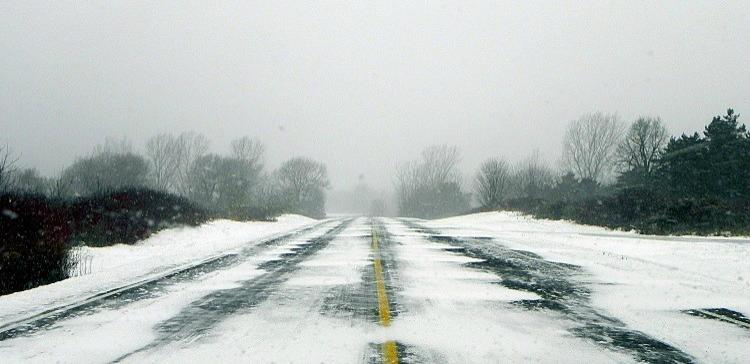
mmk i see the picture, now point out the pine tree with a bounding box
[657,109,749,200]
[704,109,749,199]
[658,132,707,197]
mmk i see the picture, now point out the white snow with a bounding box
[122,218,628,364]
[379,219,631,363]
[119,218,376,364]
[0,215,318,327]
[2,212,748,363]
[0,260,270,363]
[425,211,750,363]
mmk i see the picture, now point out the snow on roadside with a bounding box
[425,211,750,363]
[73,214,315,275]
[382,219,632,363]
[0,214,318,326]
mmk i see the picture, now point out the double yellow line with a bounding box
[371,228,399,364]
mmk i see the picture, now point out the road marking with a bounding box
[372,227,399,364]
[382,341,398,364]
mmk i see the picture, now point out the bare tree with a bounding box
[512,151,555,199]
[48,171,74,199]
[474,158,512,208]
[0,144,18,193]
[276,157,329,217]
[394,145,469,218]
[563,112,625,182]
[230,136,265,192]
[421,145,461,187]
[186,154,222,207]
[145,133,183,191]
[616,116,669,176]
[394,160,422,214]
[93,136,133,155]
[11,168,47,195]
[231,137,265,167]
[174,132,209,196]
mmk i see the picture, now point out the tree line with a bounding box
[1,133,330,294]
[394,146,557,219]
[1,133,330,219]
[396,109,749,234]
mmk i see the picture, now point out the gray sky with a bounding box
[2,1,749,191]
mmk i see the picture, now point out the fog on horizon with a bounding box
[2,1,749,212]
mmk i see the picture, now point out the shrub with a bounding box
[506,190,750,235]
[70,188,208,246]
[0,194,71,295]
[1,188,211,296]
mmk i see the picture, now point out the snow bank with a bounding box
[73,214,315,275]
[0,215,317,326]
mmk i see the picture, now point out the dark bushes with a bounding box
[1,194,71,295]
[70,188,208,246]
[506,189,750,235]
[1,188,209,295]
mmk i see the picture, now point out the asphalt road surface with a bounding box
[1,217,747,363]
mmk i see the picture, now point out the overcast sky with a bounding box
[2,1,749,191]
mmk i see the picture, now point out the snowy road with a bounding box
[1,214,748,363]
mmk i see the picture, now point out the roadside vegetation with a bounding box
[395,145,470,219]
[476,109,750,235]
[395,109,749,236]
[0,134,329,295]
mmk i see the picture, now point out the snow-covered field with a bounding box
[425,211,750,363]
[0,215,318,326]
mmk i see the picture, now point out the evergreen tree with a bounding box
[658,132,707,197]
[657,109,749,199]
[703,109,749,199]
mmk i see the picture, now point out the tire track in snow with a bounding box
[684,308,750,330]
[110,219,353,362]
[0,220,330,342]
[401,219,696,364]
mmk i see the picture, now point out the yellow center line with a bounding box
[382,341,398,364]
[372,227,399,364]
